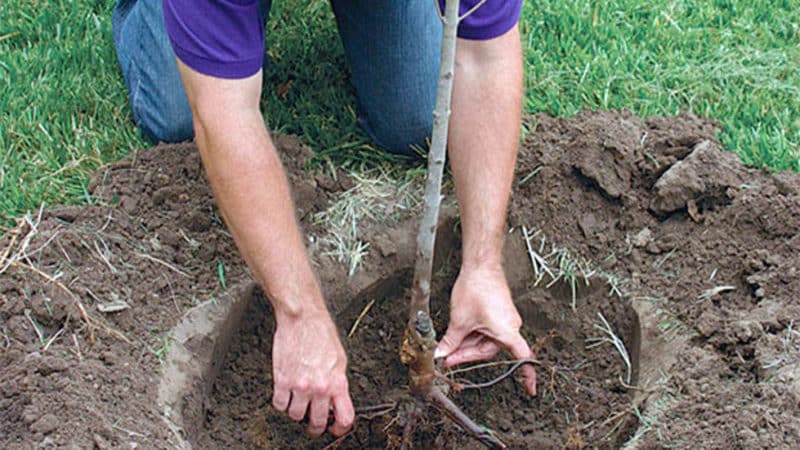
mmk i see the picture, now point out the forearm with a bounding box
[178,62,326,320]
[449,25,523,270]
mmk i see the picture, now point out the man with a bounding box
[113,0,536,438]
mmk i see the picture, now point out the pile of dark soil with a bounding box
[0,135,346,448]
[1,111,797,449]
[509,111,800,448]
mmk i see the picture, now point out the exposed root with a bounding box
[399,403,423,450]
[456,358,540,391]
[321,430,354,450]
[428,387,508,449]
[355,402,397,420]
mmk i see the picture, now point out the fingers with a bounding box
[503,332,537,396]
[274,377,354,438]
[328,387,355,437]
[306,395,330,437]
[287,389,311,422]
[272,382,290,412]
[445,338,502,367]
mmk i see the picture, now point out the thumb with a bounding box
[435,325,469,359]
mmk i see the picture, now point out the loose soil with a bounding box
[1,111,798,449]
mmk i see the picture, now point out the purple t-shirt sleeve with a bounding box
[163,0,520,79]
[439,0,523,40]
[163,0,264,79]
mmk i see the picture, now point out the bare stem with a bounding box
[400,2,509,449]
[408,0,460,324]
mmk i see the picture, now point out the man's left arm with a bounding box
[435,24,537,395]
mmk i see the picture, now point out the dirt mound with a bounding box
[510,110,800,448]
[1,111,798,448]
[0,135,345,448]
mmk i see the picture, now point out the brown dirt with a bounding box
[1,111,798,449]
[0,135,346,448]
[195,238,640,449]
[509,111,800,448]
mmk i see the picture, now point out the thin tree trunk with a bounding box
[399,2,510,448]
[408,0,460,326]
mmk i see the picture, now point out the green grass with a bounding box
[520,0,800,171]
[1,0,799,221]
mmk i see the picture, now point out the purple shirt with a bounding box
[164,0,522,79]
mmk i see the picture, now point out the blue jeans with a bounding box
[112,0,442,155]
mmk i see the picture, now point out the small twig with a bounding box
[12,262,132,345]
[163,273,180,313]
[697,285,735,301]
[43,327,65,352]
[0,213,40,275]
[56,240,73,264]
[0,221,23,269]
[99,209,114,233]
[653,248,677,269]
[13,261,97,345]
[22,228,64,262]
[24,309,45,344]
[433,0,444,19]
[518,165,543,186]
[382,413,401,434]
[93,238,118,273]
[458,0,489,21]
[0,31,21,42]
[135,252,190,278]
[761,320,798,370]
[71,333,83,361]
[348,299,376,338]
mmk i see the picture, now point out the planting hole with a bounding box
[186,231,641,449]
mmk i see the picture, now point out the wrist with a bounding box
[460,248,504,273]
[272,296,330,325]
[460,226,505,272]
[259,270,329,324]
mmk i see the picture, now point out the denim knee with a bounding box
[113,0,194,144]
[361,110,433,157]
[133,96,194,144]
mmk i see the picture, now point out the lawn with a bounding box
[1,0,799,221]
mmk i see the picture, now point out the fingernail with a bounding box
[434,348,445,359]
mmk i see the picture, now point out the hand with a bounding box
[435,266,537,395]
[271,309,354,437]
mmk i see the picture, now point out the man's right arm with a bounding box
[175,60,354,437]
